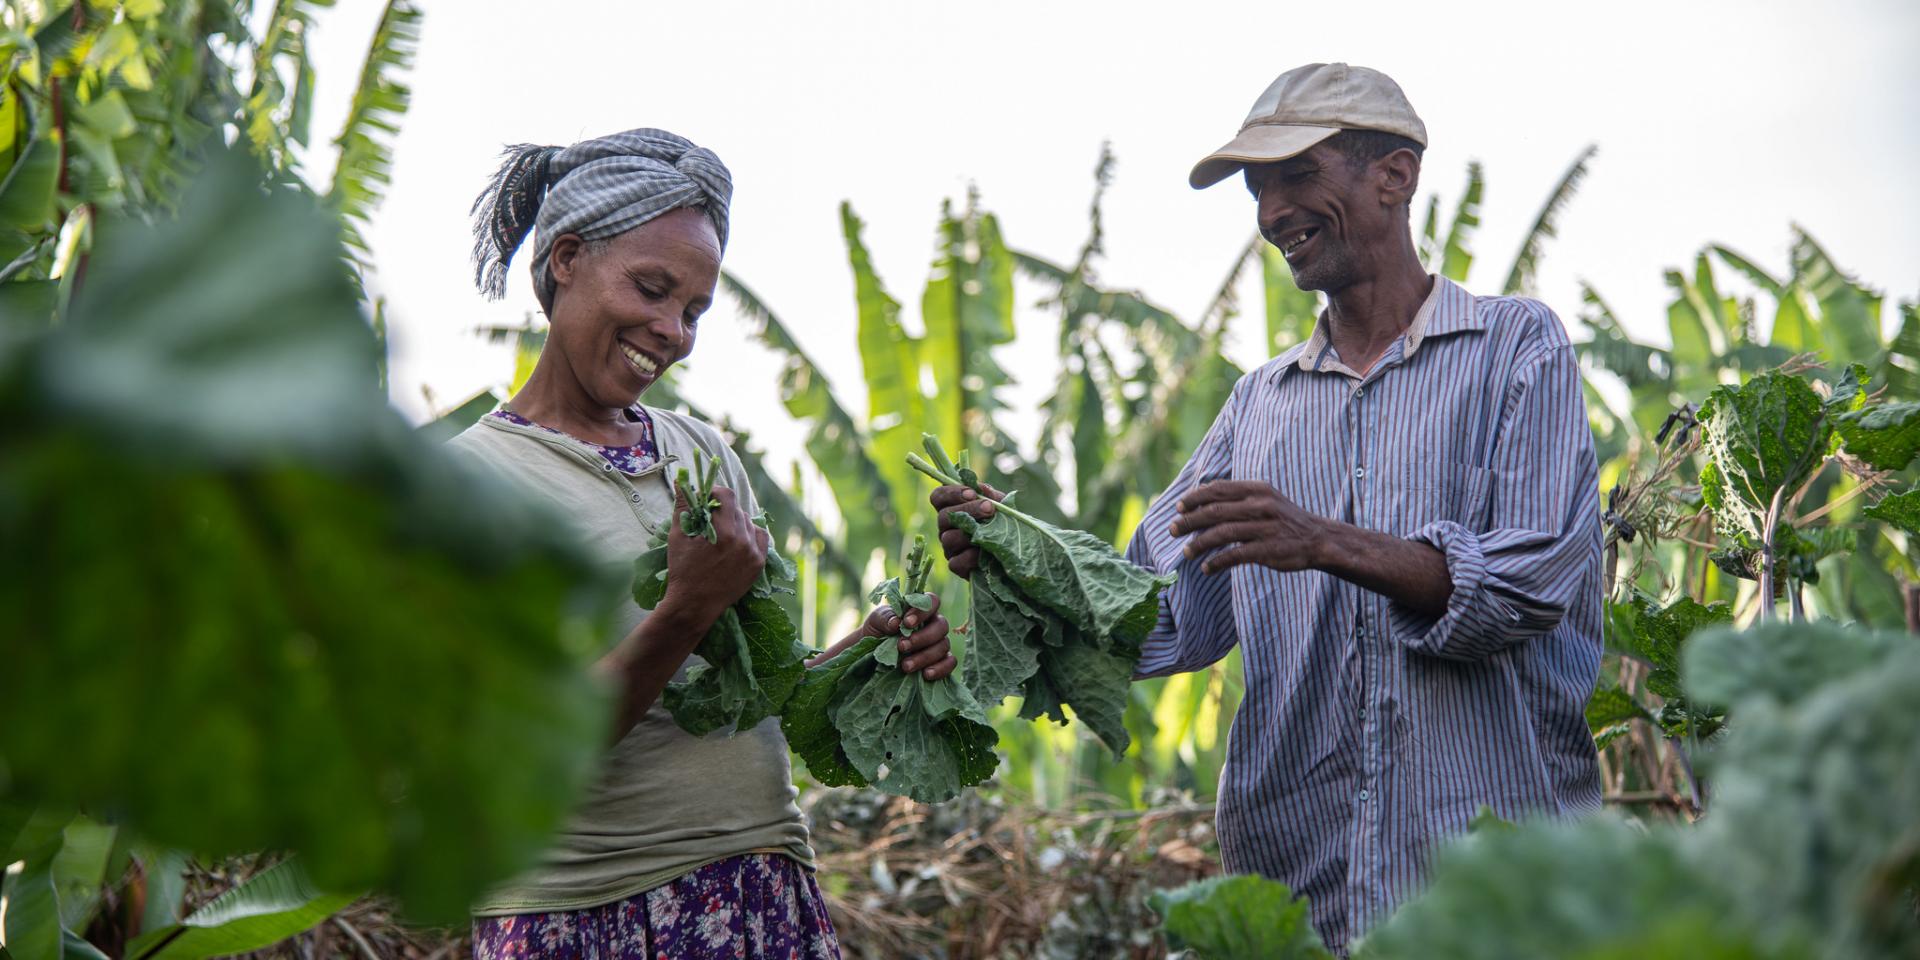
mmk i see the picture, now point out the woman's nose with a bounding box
[650,313,688,356]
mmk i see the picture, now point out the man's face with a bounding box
[1246,142,1395,294]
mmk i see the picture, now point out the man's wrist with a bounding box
[1305,515,1347,573]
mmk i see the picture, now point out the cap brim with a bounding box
[1188,124,1341,189]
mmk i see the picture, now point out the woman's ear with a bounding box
[548,233,587,294]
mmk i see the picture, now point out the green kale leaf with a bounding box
[909,435,1174,756]
[1149,874,1333,960]
[631,457,809,737]
[782,537,999,804]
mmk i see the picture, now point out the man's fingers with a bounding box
[939,528,975,558]
[1178,480,1273,510]
[929,484,977,511]
[1198,542,1262,575]
[936,501,996,532]
[1182,521,1268,559]
[945,546,981,581]
[1172,498,1273,534]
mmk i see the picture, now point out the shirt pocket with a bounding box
[1386,460,1495,536]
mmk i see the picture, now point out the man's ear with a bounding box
[548,234,587,294]
[1377,148,1421,209]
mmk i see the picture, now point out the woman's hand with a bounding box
[929,482,1005,580]
[808,593,957,680]
[658,486,769,627]
[600,485,768,739]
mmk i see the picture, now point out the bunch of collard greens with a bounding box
[908,435,1176,756]
[781,537,999,804]
[631,454,810,736]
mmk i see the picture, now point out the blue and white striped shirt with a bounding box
[1127,275,1604,950]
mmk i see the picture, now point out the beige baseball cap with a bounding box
[1189,63,1427,189]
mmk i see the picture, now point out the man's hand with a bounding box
[658,486,770,624]
[930,482,1005,580]
[1171,480,1332,575]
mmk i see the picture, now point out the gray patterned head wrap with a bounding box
[470,127,731,309]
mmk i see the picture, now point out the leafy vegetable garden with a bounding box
[1,2,1916,959]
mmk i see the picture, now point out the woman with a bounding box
[450,128,954,959]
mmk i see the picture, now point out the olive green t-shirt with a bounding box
[448,405,813,916]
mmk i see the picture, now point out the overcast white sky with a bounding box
[304,0,1919,472]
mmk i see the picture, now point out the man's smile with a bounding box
[1279,226,1320,260]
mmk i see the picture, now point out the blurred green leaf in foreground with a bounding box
[0,148,622,922]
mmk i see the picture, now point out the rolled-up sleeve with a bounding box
[1128,380,1244,678]
[1389,345,1599,661]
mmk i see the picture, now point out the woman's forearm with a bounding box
[806,623,873,668]
[596,600,719,740]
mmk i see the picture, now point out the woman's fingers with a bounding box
[898,614,949,654]
[864,605,901,636]
[914,653,958,681]
[900,591,941,632]
[900,634,952,675]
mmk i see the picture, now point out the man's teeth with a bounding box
[1282,230,1312,254]
[620,343,658,374]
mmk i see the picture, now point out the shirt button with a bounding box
[1358,789,1370,801]
[1354,386,1365,399]
[629,492,642,503]
[1354,466,1366,479]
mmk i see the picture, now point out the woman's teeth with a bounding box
[620,343,658,375]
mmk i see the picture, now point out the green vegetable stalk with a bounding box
[632,453,809,736]
[780,535,999,804]
[909,434,1175,756]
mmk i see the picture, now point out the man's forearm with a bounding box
[1311,520,1452,617]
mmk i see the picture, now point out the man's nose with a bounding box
[1257,185,1293,233]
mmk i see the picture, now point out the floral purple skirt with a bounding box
[471,854,840,960]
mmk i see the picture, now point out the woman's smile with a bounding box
[617,337,663,380]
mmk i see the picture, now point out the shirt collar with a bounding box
[1278,275,1484,381]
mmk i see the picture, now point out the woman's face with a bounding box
[545,206,721,409]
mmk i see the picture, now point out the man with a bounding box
[933,63,1603,949]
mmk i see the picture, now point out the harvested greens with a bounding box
[908,435,1175,756]
[632,454,809,736]
[781,537,999,803]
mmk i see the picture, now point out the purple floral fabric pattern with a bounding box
[490,406,660,475]
[471,854,840,960]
